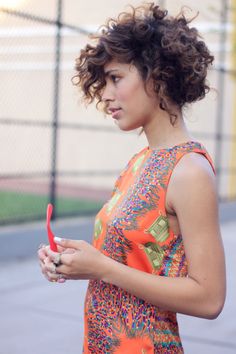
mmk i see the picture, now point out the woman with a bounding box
[38,3,226,353]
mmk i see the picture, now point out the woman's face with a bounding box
[102,60,158,131]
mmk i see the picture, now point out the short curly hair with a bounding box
[73,2,214,123]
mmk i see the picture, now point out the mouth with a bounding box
[108,107,122,119]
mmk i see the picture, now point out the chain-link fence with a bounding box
[0,0,236,225]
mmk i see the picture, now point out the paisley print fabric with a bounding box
[83,141,214,354]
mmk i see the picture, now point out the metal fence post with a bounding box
[49,0,63,219]
[214,0,228,197]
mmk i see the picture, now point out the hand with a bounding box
[42,238,108,281]
[38,243,69,283]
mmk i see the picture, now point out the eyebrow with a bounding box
[104,69,119,77]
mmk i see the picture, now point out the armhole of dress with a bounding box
[195,149,216,175]
[162,148,215,237]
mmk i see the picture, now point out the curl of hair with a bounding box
[72,2,214,123]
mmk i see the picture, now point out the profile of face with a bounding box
[102,60,159,131]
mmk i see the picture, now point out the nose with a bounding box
[101,82,114,103]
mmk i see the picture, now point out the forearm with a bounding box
[101,255,219,319]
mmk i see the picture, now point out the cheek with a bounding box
[117,80,141,102]
[117,89,133,103]
[117,81,155,120]
[129,93,152,117]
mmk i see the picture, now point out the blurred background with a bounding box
[0,1,236,354]
[0,0,236,224]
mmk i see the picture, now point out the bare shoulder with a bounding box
[166,152,217,214]
[173,152,215,181]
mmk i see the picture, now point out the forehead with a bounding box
[104,60,133,73]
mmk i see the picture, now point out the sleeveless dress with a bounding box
[83,141,214,354]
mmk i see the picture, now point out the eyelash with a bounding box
[110,75,120,83]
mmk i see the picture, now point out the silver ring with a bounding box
[51,264,57,274]
[58,274,65,280]
[53,253,62,267]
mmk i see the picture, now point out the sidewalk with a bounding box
[0,217,235,354]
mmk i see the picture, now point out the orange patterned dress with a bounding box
[83,141,214,354]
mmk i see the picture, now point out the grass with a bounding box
[0,190,104,224]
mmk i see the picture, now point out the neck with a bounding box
[143,108,192,150]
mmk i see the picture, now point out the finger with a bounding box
[45,245,76,265]
[58,277,66,283]
[44,246,60,262]
[38,253,47,265]
[57,245,67,253]
[44,262,57,274]
[39,260,49,278]
[39,259,46,272]
[38,256,48,272]
[38,246,52,266]
[38,255,64,282]
[62,248,76,255]
[43,256,66,278]
[46,271,58,282]
[46,271,67,283]
[44,256,60,273]
[54,237,84,250]
[53,263,68,276]
[37,246,47,261]
[38,243,46,251]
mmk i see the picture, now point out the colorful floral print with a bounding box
[83,141,214,353]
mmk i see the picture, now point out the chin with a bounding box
[116,122,141,132]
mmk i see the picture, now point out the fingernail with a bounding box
[58,278,66,283]
[54,237,62,243]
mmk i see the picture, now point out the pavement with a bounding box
[0,204,235,354]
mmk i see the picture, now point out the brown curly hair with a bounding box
[73,2,214,124]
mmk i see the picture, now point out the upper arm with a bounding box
[167,153,226,305]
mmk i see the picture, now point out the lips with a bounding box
[108,107,122,119]
[108,107,121,113]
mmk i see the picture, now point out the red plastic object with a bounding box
[46,203,58,252]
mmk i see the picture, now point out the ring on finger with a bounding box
[51,263,57,274]
[54,253,62,267]
[58,274,65,280]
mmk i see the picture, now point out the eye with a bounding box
[110,75,120,83]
